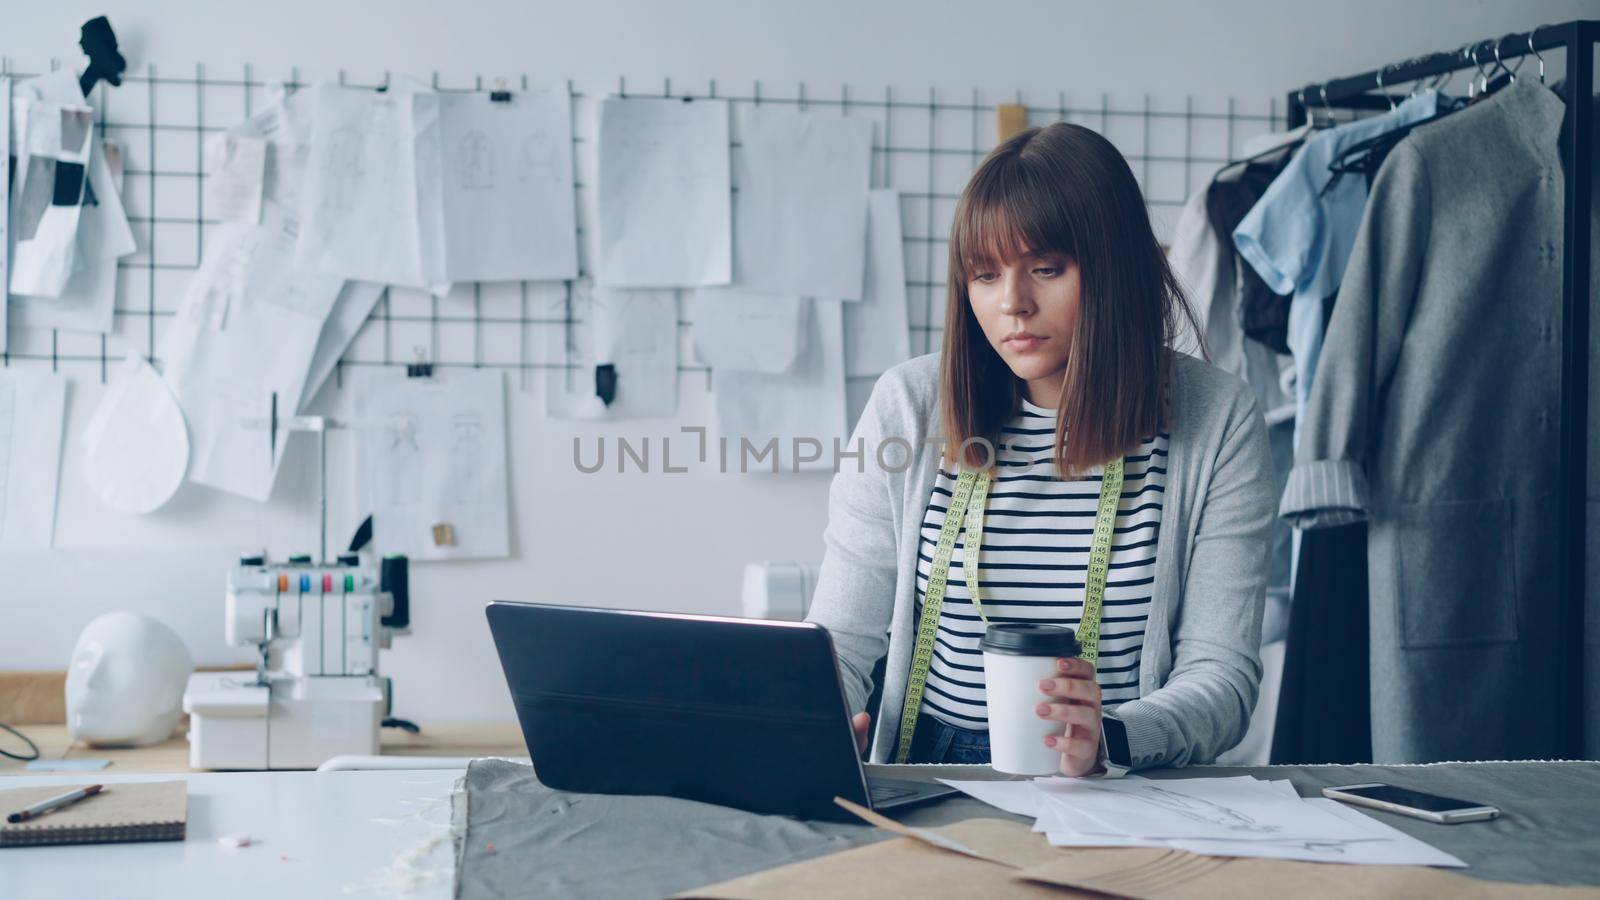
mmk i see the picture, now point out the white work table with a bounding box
[0,769,461,899]
[10,761,1600,897]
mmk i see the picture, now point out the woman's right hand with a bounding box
[851,712,872,754]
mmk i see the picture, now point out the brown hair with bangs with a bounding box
[940,122,1198,477]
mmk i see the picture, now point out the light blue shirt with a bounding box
[1232,90,1439,452]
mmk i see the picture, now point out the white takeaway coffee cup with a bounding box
[981,623,1083,775]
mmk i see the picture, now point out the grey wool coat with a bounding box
[1280,78,1596,761]
[806,350,1275,769]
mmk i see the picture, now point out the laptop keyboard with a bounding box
[868,785,917,803]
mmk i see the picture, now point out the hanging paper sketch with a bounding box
[203,132,267,224]
[437,89,578,282]
[596,97,732,288]
[301,281,387,407]
[732,105,873,301]
[713,298,847,474]
[356,368,510,561]
[162,199,343,502]
[545,280,678,420]
[225,86,315,209]
[0,368,66,548]
[843,189,913,376]
[5,69,136,332]
[296,81,448,292]
[10,138,130,337]
[688,288,806,374]
[7,95,95,298]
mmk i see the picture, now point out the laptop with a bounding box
[484,601,956,821]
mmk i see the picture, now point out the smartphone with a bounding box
[1322,782,1500,824]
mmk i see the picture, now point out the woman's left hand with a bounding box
[1036,656,1103,776]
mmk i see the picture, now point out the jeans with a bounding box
[906,712,991,765]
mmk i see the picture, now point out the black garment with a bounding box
[1206,153,1294,355]
[1270,523,1373,765]
[1236,257,1291,355]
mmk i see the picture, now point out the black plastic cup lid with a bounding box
[979,623,1081,657]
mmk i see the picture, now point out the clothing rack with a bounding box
[1284,21,1598,757]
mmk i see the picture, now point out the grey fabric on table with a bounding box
[889,760,1600,887]
[1164,762,1600,886]
[452,758,884,900]
[455,759,1600,897]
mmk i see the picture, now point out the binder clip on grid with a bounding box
[407,346,434,378]
[78,16,126,98]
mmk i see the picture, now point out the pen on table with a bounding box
[6,785,105,823]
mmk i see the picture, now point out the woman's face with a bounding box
[967,249,1081,406]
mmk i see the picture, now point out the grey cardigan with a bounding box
[806,350,1275,769]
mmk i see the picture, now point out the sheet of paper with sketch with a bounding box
[595,96,732,288]
[160,199,343,502]
[9,69,138,335]
[731,105,873,301]
[8,95,94,298]
[356,368,510,560]
[689,288,806,375]
[220,86,388,412]
[438,88,578,282]
[712,298,848,474]
[296,81,448,293]
[300,281,387,408]
[546,282,678,420]
[844,190,913,376]
[9,139,128,337]
[0,369,67,548]
[204,132,267,224]
[224,86,315,209]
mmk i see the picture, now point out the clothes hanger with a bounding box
[1467,42,1515,102]
[1422,47,1460,96]
[1207,84,1327,183]
[1209,94,1317,185]
[1499,34,1528,83]
[1318,83,1338,127]
[1463,45,1481,100]
[1476,34,1520,96]
[1209,137,1302,185]
[1528,27,1548,85]
[1292,85,1344,131]
[1323,52,1479,194]
[1376,64,1397,112]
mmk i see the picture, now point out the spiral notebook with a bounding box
[0,781,187,847]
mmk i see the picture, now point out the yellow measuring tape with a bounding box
[893,455,1125,764]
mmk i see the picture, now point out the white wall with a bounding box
[4,0,1589,103]
[1,0,1589,722]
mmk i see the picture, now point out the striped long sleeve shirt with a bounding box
[914,397,1169,729]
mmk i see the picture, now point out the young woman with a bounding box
[807,122,1274,774]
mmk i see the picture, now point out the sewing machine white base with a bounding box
[182,672,383,770]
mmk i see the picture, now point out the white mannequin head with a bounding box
[65,612,194,746]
